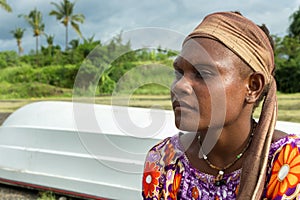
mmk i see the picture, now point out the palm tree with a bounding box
[49,0,85,50]
[19,8,45,56]
[45,34,55,48]
[11,27,26,55]
[0,0,12,12]
[44,33,55,56]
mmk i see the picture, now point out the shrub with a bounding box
[276,66,300,93]
[0,51,21,68]
[0,81,71,98]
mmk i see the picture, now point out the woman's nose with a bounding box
[171,76,193,96]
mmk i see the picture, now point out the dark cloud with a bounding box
[0,0,299,53]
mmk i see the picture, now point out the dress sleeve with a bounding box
[142,138,169,200]
[265,136,300,199]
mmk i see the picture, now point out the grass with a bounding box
[253,92,300,123]
[0,92,299,122]
[37,191,79,200]
[37,191,56,200]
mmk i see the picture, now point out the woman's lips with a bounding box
[172,100,197,111]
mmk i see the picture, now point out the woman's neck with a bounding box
[198,118,253,166]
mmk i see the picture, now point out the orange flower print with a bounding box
[266,144,300,199]
[169,173,182,200]
[143,161,161,198]
[235,184,239,196]
[191,186,199,199]
[163,142,176,165]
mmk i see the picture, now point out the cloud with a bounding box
[0,0,299,53]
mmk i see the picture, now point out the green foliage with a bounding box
[274,35,300,93]
[10,27,26,55]
[0,65,33,83]
[0,81,71,98]
[75,60,99,90]
[0,0,12,12]
[19,7,45,66]
[276,66,300,93]
[37,191,56,200]
[0,51,21,68]
[0,64,78,88]
[2,0,300,99]
[98,76,116,94]
[273,7,300,93]
[49,0,85,49]
[133,84,170,95]
[289,6,300,38]
[35,64,79,88]
[19,8,45,38]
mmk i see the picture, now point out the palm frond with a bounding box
[49,10,64,20]
[50,2,65,14]
[0,0,12,12]
[20,8,44,37]
[71,14,85,23]
[50,0,85,49]
[71,21,82,37]
[11,27,26,39]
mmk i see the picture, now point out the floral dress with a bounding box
[142,134,300,200]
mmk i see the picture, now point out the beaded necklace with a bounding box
[198,122,256,186]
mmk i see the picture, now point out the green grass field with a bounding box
[0,92,299,123]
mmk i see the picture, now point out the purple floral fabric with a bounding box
[142,133,300,200]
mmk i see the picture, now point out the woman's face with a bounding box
[171,37,250,132]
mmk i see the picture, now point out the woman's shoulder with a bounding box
[144,133,184,166]
[148,134,182,152]
[271,129,300,143]
[270,130,300,157]
[271,129,300,146]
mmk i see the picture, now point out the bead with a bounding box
[214,179,226,186]
[198,121,255,183]
[215,181,221,186]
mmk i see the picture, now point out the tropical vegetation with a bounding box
[10,27,25,55]
[0,1,299,100]
[49,0,85,50]
[19,8,45,67]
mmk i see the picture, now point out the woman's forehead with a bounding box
[177,38,232,68]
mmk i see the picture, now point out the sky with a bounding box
[0,0,300,53]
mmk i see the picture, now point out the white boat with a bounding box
[0,101,299,199]
[0,101,178,199]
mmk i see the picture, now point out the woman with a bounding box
[142,11,300,199]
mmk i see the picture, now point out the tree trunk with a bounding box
[36,36,39,67]
[17,40,21,56]
[66,24,68,50]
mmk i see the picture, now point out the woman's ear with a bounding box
[245,72,265,104]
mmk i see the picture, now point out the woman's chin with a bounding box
[174,120,199,133]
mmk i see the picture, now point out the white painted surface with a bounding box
[0,101,299,199]
[0,101,179,199]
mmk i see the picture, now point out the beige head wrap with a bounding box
[184,12,277,199]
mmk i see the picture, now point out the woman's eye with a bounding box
[174,70,183,79]
[196,70,213,79]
